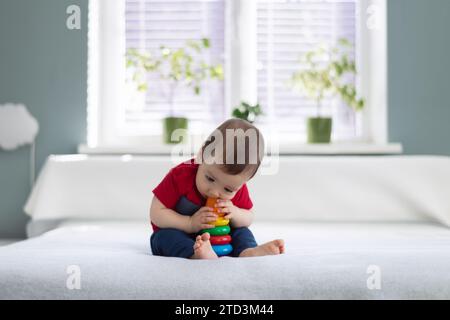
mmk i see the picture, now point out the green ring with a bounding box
[201,225,230,236]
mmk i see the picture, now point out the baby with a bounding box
[150,118,285,259]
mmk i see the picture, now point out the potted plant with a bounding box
[126,38,223,144]
[291,38,365,143]
[231,101,263,123]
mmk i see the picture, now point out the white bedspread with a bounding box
[1,221,450,299]
[24,155,450,226]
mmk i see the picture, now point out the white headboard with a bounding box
[25,155,450,226]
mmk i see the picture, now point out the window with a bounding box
[87,0,388,150]
[122,0,225,137]
[257,0,359,142]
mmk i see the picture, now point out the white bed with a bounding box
[1,220,450,299]
[1,155,450,299]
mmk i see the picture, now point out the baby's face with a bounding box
[196,163,248,200]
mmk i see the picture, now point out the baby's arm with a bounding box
[150,196,217,233]
[229,208,254,228]
[215,199,254,228]
[150,196,192,233]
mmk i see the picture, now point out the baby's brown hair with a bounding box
[199,118,265,179]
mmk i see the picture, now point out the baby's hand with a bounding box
[216,199,239,220]
[189,207,218,233]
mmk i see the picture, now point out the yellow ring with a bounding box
[213,217,230,227]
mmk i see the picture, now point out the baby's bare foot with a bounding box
[239,239,285,258]
[191,232,219,260]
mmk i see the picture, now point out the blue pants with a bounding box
[151,195,258,258]
[150,227,258,258]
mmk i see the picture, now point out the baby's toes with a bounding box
[267,239,284,254]
[274,239,284,250]
[193,236,202,249]
[194,240,203,250]
[201,232,210,241]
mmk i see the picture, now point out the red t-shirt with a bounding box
[151,158,253,232]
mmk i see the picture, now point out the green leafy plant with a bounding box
[126,38,224,115]
[291,38,365,116]
[232,101,263,123]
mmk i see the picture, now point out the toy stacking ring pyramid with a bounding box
[200,197,233,256]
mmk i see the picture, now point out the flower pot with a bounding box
[163,117,188,144]
[307,117,332,143]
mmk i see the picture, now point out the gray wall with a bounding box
[0,0,450,238]
[0,0,87,238]
[388,0,450,155]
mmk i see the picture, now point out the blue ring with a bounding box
[212,244,233,256]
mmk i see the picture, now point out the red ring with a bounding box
[210,235,231,245]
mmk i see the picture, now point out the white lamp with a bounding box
[0,103,39,187]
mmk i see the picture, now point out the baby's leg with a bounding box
[150,228,195,258]
[231,227,285,258]
[229,227,258,257]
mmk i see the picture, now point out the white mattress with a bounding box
[1,220,450,299]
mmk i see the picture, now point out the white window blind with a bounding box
[257,0,359,141]
[122,0,225,136]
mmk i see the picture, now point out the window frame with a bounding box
[86,0,389,150]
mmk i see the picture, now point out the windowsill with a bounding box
[78,143,403,156]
